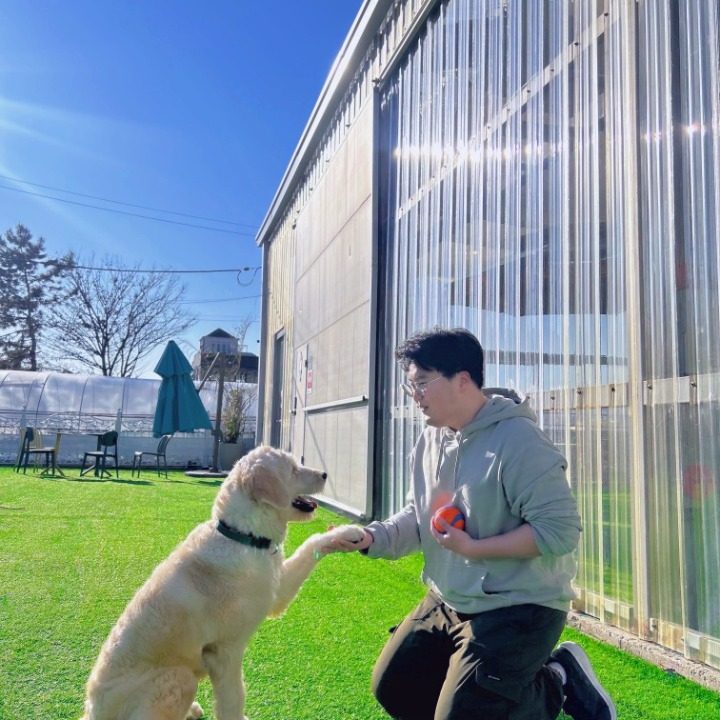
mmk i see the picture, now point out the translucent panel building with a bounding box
[256,0,720,680]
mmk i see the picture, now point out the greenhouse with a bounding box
[0,369,257,469]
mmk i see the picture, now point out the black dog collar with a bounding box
[217,519,276,552]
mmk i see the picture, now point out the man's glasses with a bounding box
[400,375,443,398]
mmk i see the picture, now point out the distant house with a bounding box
[192,329,259,383]
[236,353,259,383]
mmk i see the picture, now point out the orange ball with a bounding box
[431,504,465,533]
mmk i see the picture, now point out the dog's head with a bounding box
[215,446,327,528]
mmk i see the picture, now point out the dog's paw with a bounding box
[186,701,204,719]
[312,524,367,557]
[327,524,366,544]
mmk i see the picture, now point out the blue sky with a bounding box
[0,1,360,376]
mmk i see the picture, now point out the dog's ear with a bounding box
[241,459,291,509]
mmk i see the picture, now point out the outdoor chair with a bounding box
[15,427,62,475]
[80,430,119,477]
[131,434,172,478]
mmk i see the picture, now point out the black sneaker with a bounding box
[551,641,616,720]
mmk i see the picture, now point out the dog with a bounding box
[82,445,364,720]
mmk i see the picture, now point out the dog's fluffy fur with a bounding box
[82,445,364,720]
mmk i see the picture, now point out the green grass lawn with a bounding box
[1,465,719,719]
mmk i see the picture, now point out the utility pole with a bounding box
[211,352,225,472]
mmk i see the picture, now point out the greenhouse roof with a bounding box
[0,369,256,436]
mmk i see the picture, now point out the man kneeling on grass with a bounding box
[328,328,616,720]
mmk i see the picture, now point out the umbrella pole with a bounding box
[211,353,225,472]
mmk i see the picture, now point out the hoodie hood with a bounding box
[441,387,536,441]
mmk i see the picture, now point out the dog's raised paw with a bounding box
[331,524,365,543]
[186,701,204,719]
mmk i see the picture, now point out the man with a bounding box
[330,327,616,720]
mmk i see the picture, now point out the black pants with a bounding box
[372,592,566,720]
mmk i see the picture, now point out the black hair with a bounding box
[394,327,484,389]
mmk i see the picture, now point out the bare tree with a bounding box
[233,315,254,353]
[46,258,196,377]
[221,383,257,443]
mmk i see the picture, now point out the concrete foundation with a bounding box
[568,612,720,694]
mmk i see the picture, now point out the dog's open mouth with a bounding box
[292,495,318,513]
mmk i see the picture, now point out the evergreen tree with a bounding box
[0,224,73,370]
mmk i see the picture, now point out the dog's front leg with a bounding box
[204,646,247,720]
[269,535,322,617]
[269,525,365,617]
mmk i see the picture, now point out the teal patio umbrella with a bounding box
[153,341,213,437]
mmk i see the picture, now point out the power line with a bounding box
[0,173,257,229]
[0,183,256,236]
[196,316,260,322]
[181,294,262,305]
[69,263,261,275]
[81,265,261,288]
[34,259,261,276]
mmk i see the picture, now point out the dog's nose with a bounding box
[321,472,327,479]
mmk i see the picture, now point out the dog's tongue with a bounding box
[292,496,318,512]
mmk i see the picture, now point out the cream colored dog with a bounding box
[82,445,364,720]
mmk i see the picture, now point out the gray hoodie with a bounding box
[365,389,581,613]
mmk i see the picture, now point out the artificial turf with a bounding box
[1,465,719,719]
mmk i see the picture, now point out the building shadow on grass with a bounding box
[60,474,154,486]
[164,477,223,487]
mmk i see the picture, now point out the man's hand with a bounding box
[431,518,542,560]
[315,525,373,554]
[430,516,475,556]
